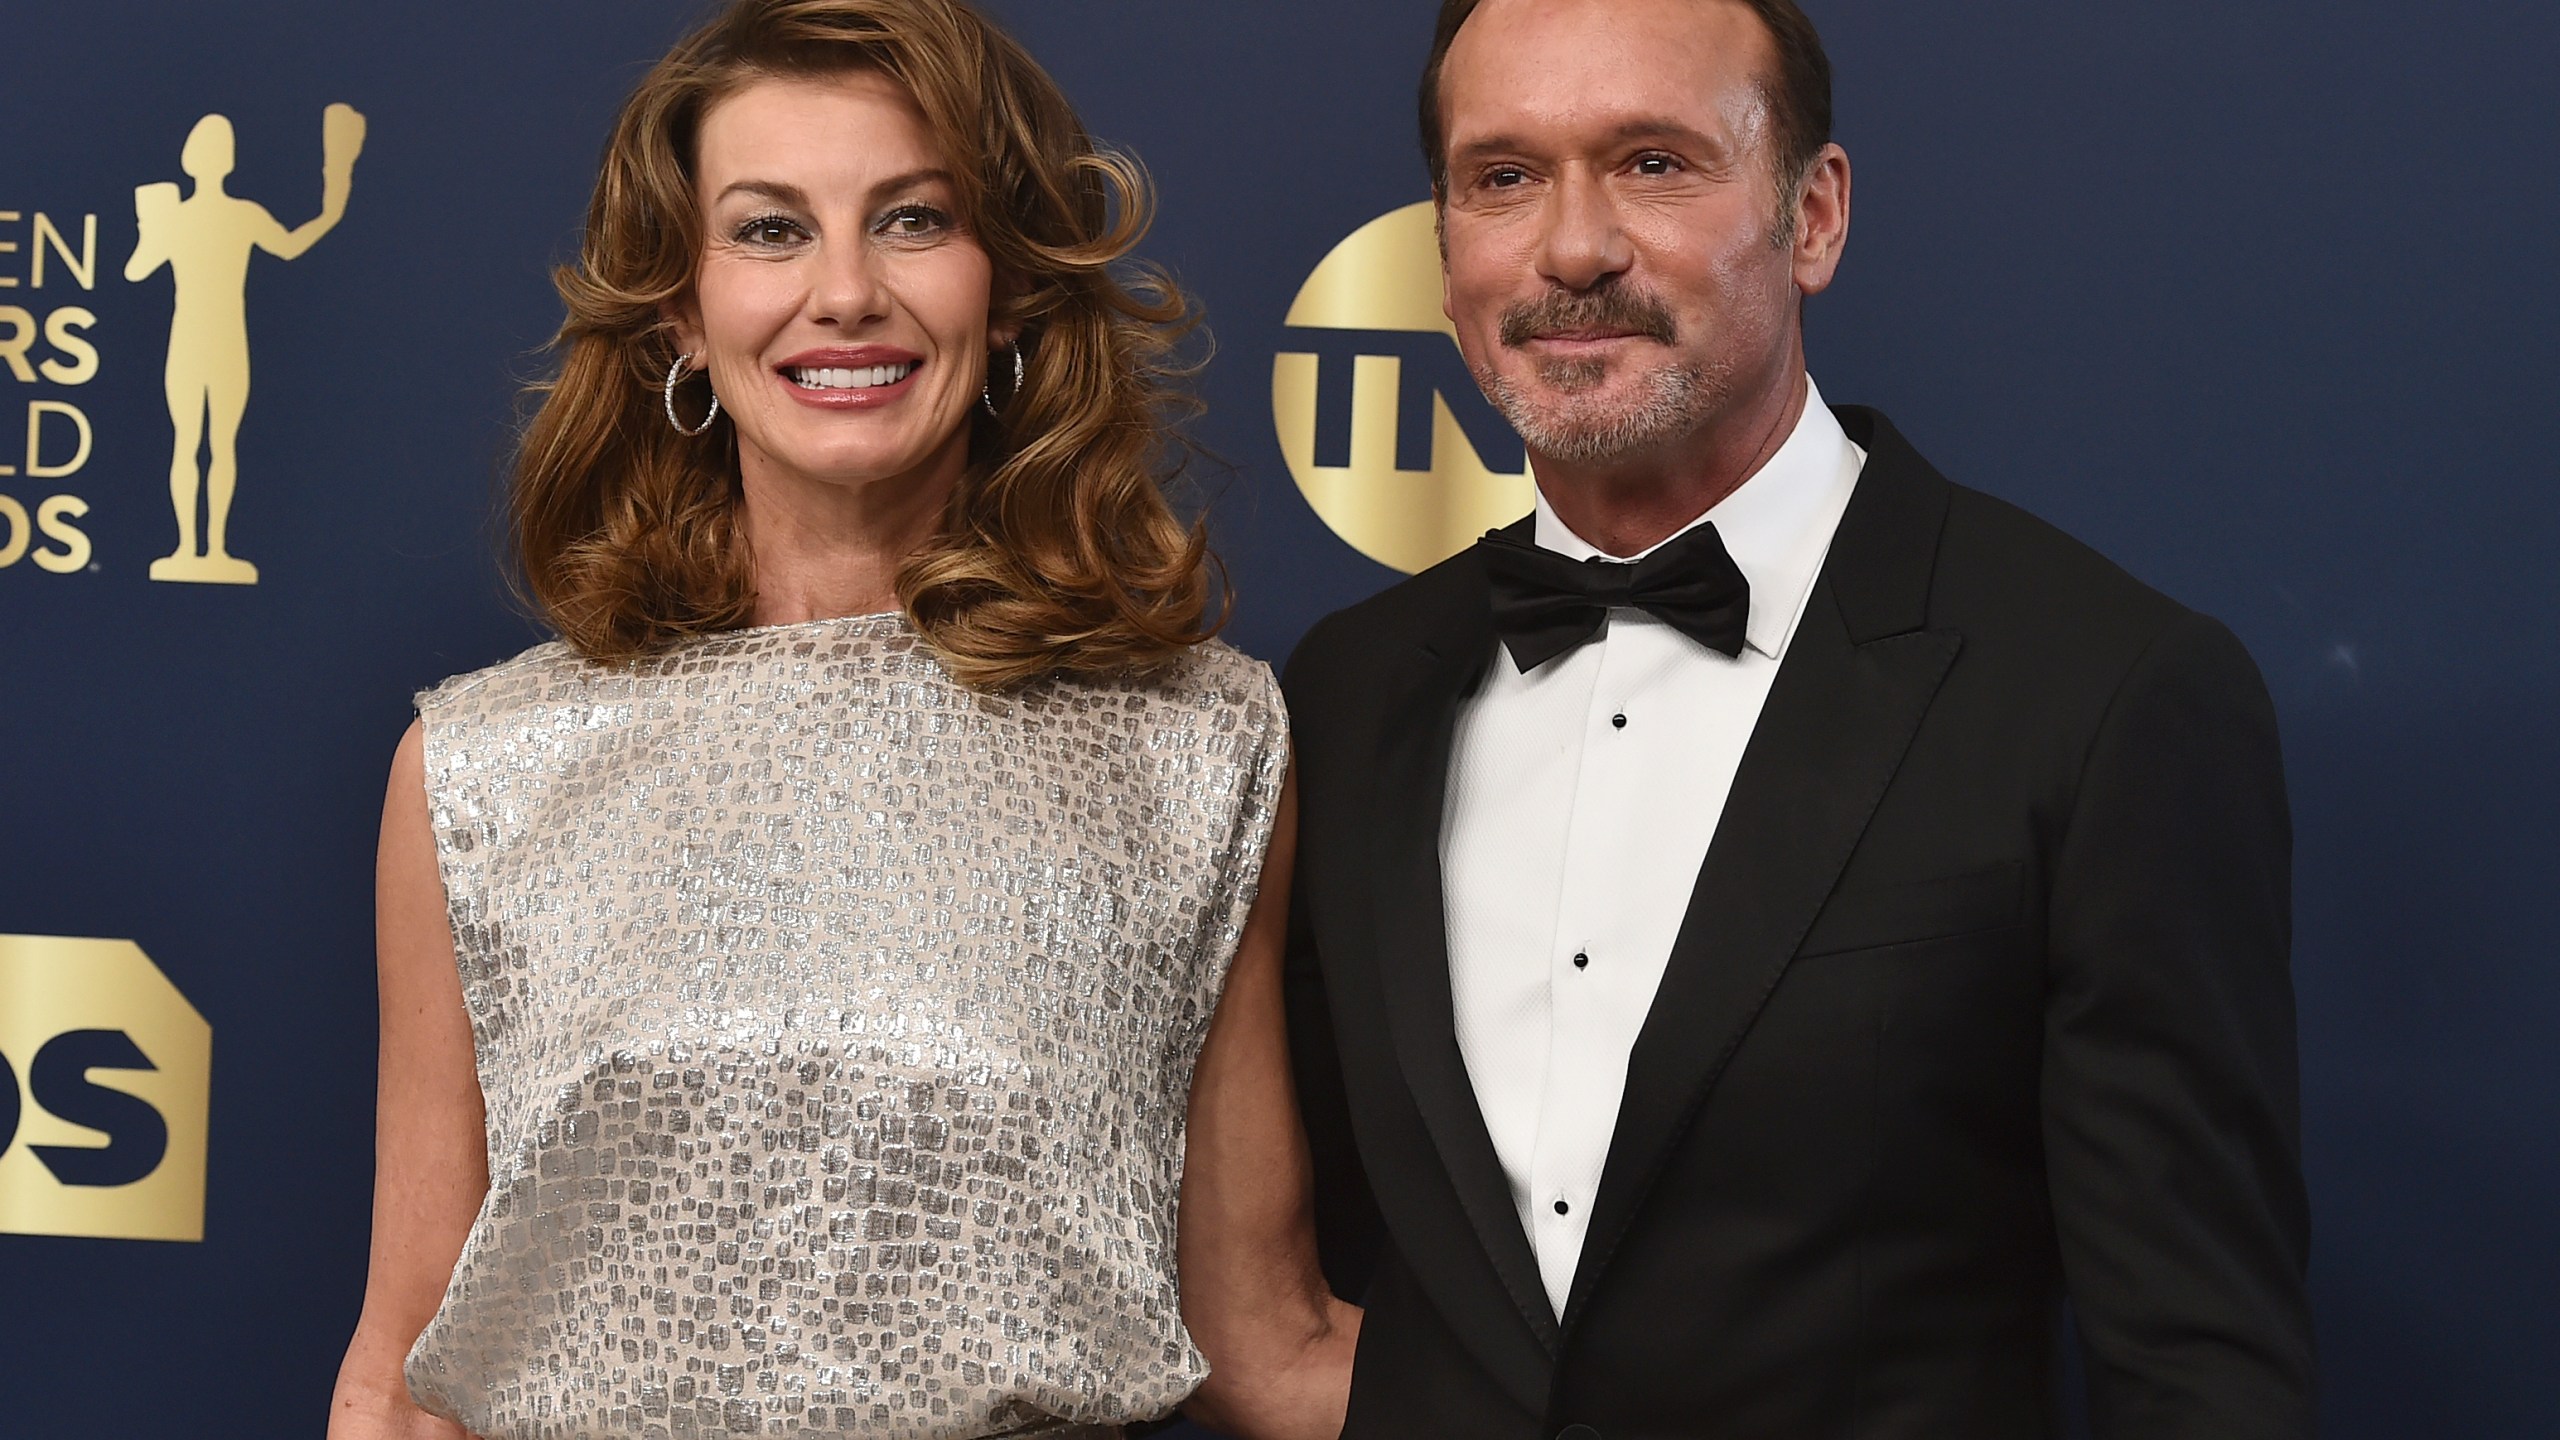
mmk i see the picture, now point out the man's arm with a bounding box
[1285,860,1385,1302]
[1279,622,1387,1305]
[2043,610,2316,1438]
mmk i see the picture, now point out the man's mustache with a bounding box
[1498,285,1678,348]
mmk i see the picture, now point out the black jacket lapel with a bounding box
[1560,408,1964,1326]
[1366,533,1568,1368]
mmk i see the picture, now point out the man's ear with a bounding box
[1792,143,1853,297]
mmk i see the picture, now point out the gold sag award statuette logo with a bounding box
[127,104,366,585]
[0,936,212,1242]
[1273,201,1533,574]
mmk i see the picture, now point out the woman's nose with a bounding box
[806,237,888,326]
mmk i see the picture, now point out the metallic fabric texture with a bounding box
[402,615,1286,1440]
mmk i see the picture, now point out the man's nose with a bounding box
[1535,171,1635,292]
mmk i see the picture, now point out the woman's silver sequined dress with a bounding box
[401,616,1287,1440]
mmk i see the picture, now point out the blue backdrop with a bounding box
[1,1,2552,1434]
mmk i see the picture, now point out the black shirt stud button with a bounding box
[1553,1199,1571,1216]
[1611,713,1628,729]
[1572,952,1589,970]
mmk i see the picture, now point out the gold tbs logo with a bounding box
[0,936,211,1242]
[1272,202,1532,574]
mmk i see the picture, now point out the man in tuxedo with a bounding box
[1279,1,2317,1436]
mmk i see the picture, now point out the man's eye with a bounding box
[1634,154,1681,176]
[1483,167,1529,189]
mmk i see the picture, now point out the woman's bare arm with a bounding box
[1179,766,1361,1440]
[327,722,487,1440]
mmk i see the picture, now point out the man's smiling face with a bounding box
[1436,0,1819,467]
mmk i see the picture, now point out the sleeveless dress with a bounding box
[401,615,1287,1440]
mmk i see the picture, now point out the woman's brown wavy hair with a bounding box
[515,0,1219,688]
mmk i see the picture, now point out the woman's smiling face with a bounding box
[676,68,1010,502]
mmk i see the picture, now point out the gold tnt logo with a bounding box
[1272,201,1532,575]
[0,936,211,1242]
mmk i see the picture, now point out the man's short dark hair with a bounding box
[1419,0,1833,203]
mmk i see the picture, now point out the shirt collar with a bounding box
[1531,374,1866,661]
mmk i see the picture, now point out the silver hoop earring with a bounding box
[665,352,720,436]
[982,343,1025,418]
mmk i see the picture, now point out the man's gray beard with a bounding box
[1479,356,1732,466]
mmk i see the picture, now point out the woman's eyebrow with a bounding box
[866,166,955,202]
[713,178,811,208]
[711,170,954,210]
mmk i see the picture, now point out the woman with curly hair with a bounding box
[328,4,1353,1437]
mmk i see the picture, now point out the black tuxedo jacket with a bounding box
[1281,408,2314,1440]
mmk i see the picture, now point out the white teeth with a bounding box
[790,362,916,391]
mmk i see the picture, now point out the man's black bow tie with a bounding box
[1480,523,1753,672]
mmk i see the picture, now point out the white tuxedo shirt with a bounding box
[1440,379,1866,1315]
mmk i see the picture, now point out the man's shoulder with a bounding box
[1839,405,2191,650]
[1285,544,1490,692]
[1844,405,2245,695]
[1920,475,2265,714]
[1937,481,2182,620]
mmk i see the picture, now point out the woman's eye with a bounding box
[880,204,949,238]
[734,214,806,247]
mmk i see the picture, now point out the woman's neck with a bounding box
[737,449,964,626]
